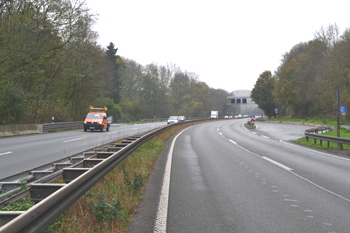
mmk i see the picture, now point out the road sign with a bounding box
[275,108,278,114]
[340,106,347,113]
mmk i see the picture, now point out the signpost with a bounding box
[337,90,341,138]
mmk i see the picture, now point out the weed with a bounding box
[88,192,121,224]
[1,179,34,211]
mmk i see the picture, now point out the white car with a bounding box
[167,116,179,124]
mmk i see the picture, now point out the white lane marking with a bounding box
[107,132,119,135]
[63,138,83,143]
[262,135,270,139]
[221,122,350,203]
[262,156,293,171]
[0,151,12,156]
[154,127,192,233]
[252,132,257,134]
[229,139,237,144]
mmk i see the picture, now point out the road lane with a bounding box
[161,119,350,233]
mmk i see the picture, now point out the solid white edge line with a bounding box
[261,156,293,171]
[154,127,191,233]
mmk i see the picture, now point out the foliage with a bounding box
[1,179,34,211]
[88,192,121,224]
[251,71,276,118]
[252,24,350,120]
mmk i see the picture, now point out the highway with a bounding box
[129,119,350,233]
[0,122,166,181]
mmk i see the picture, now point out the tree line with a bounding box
[0,0,234,125]
[252,24,350,121]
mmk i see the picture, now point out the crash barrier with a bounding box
[304,126,350,149]
[42,121,83,133]
[0,124,41,137]
[0,122,85,137]
[140,118,168,123]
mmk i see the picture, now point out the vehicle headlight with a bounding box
[99,122,102,124]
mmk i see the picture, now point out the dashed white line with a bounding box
[262,157,293,171]
[0,151,12,156]
[229,139,237,144]
[63,138,83,143]
[262,135,270,139]
[107,132,119,135]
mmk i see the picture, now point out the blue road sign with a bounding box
[340,106,347,113]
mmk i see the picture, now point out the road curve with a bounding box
[129,119,350,233]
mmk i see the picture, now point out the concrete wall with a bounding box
[0,124,42,137]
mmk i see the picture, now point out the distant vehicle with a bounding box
[178,116,186,122]
[224,115,228,118]
[84,105,110,132]
[210,111,218,118]
[167,116,179,124]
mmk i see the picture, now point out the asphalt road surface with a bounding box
[129,119,350,233]
[0,122,166,181]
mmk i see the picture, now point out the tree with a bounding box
[105,42,124,104]
[251,71,276,118]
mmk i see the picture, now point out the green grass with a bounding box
[268,116,350,150]
[269,116,338,126]
[295,128,350,150]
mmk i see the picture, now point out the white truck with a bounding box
[210,111,218,118]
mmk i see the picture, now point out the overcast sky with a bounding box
[86,0,350,92]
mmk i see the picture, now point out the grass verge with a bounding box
[269,116,337,126]
[295,128,350,150]
[270,116,350,151]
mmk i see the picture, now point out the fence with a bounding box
[304,126,350,149]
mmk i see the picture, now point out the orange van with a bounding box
[83,106,110,132]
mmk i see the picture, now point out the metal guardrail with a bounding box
[140,118,168,123]
[305,126,350,149]
[42,121,84,133]
[0,123,172,232]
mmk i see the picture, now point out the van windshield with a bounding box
[86,113,103,119]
